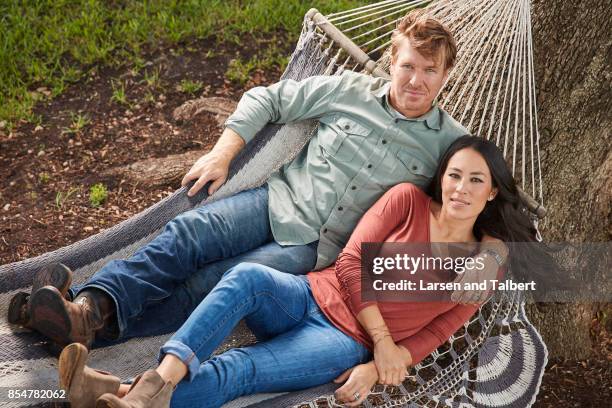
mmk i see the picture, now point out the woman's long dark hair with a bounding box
[427,135,557,285]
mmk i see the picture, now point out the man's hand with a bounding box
[373,336,408,386]
[333,362,378,406]
[181,151,231,197]
[451,237,508,304]
[181,127,245,197]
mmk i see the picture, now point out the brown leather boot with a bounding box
[28,287,115,349]
[8,263,73,326]
[59,342,121,408]
[96,370,174,408]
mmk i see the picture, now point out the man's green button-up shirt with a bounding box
[225,72,467,269]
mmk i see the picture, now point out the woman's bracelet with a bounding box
[373,334,392,346]
[371,328,389,339]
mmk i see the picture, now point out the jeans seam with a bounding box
[213,365,344,400]
[245,366,345,388]
[189,289,304,359]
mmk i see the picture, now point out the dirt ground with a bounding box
[0,37,609,407]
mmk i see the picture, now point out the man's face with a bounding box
[389,37,448,118]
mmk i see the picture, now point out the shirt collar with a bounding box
[371,82,441,130]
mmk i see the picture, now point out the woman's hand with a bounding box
[451,236,508,304]
[333,362,378,406]
[373,336,408,385]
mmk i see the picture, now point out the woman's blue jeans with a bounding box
[160,263,371,408]
[70,185,319,340]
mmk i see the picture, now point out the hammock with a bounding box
[0,1,548,407]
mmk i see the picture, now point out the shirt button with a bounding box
[412,165,418,171]
[394,118,399,123]
[323,228,328,233]
[367,164,372,168]
[344,124,350,130]
[338,206,343,211]
[382,140,387,144]
[351,185,356,190]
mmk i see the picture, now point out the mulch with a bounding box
[0,36,609,407]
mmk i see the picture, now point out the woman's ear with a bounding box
[488,188,498,201]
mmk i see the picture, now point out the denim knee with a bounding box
[166,209,206,241]
[221,262,272,291]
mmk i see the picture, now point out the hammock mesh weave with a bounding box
[0,1,547,407]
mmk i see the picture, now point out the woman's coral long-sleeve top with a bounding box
[307,183,479,364]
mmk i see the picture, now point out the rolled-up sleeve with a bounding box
[225,75,345,143]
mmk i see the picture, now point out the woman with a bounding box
[57,135,541,408]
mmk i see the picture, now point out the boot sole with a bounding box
[58,343,87,392]
[95,394,120,408]
[28,286,72,348]
[7,264,73,327]
[33,263,73,295]
[7,291,29,325]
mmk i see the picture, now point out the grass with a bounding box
[178,79,203,95]
[143,68,162,89]
[62,112,90,135]
[110,80,129,106]
[0,0,364,128]
[226,43,290,85]
[55,187,80,210]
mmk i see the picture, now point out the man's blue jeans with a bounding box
[161,263,371,408]
[73,185,319,339]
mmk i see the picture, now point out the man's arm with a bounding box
[181,127,245,197]
[182,74,345,196]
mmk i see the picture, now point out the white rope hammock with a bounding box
[303,0,545,218]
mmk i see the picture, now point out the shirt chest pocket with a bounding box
[317,115,372,162]
[395,150,436,188]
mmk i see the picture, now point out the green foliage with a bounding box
[226,45,290,85]
[55,187,80,210]
[143,90,156,104]
[226,59,254,85]
[62,112,90,135]
[38,172,50,183]
[110,80,128,106]
[89,183,108,208]
[178,79,203,95]
[143,68,162,89]
[0,0,363,126]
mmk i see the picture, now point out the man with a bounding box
[12,11,471,349]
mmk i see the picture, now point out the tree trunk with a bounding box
[102,149,209,188]
[527,0,611,359]
[103,97,237,187]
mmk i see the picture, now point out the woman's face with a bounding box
[440,148,498,220]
